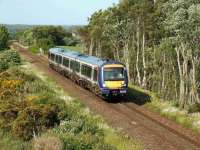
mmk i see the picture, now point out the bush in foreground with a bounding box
[0,59,9,73]
[0,68,63,140]
[12,104,60,140]
[1,50,21,65]
[0,50,21,73]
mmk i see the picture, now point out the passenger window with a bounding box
[58,56,62,64]
[81,64,92,78]
[93,69,97,81]
[70,60,74,70]
[70,60,80,73]
[63,57,69,68]
[51,53,55,61]
[55,55,59,63]
[75,62,80,72]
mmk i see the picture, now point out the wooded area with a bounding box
[15,26,79,53]
[78,0,200,108]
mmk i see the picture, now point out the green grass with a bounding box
[104,128,143,150]
[0,131,31,150]
[57,45,83,52]
[29,46,39,53]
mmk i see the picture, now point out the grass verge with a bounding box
[129,84,200,133]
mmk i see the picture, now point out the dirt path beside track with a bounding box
[12,43,200,150]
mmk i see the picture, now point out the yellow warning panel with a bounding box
[105,81,124,89]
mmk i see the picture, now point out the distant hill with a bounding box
[0,24,83,34]
[2,24,37,34]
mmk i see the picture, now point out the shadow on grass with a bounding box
[108,87,151,105]
[126,87,151,105]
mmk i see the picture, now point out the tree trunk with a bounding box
[98,41,102,57]
[89,38,94,55]
[124,43,130,80]
[109,38,120,61]
[175,47,185,108]
[161,54,166,93]
[96,40,101,57]
[136,18,141,86]
[189,55,200,105]
[142,31,147,88]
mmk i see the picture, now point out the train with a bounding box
[48,48,128,98]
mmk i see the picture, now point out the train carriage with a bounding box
[48,48,128,98]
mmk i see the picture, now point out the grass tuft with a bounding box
[104,128,143,150]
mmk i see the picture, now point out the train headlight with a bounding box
[122,83,126,87]
[103,83,106,87]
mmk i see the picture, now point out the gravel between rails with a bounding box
[12,42,200,150]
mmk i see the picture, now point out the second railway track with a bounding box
[12,42,200,150]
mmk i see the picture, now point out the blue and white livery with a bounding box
[48,48,128,98]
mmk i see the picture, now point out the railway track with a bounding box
[12,42,200,150]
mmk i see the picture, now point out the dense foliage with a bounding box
[0,25,9,51]
[78,0,200,108]
[16,26,79,53]
[0,50,21,72]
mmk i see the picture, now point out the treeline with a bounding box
[16,26,79,53]
[78,0,200,108]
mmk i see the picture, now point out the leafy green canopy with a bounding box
[0,25,9,51]
[16,26,79,53]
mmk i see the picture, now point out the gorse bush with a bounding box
[1,50,21,65]
[12,104,60,140]
[0,68,64,140]
[0,68,54,98]
[0,68,110,148]
[0,59,9,73]
[0,95,63,140]
[0,50,21,73]
[0,79,23,99]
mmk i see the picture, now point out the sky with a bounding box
[0,0,119,25]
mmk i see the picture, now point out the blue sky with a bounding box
[0,0,119,25]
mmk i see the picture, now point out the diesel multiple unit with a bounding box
[48,48,128,97]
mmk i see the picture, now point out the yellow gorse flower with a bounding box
[0,79,23,97]
[1,79,22,88]
[27,95,38,102]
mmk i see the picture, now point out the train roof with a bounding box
[49,47,114,67]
